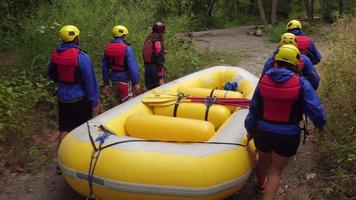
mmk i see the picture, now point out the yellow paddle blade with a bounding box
[145,101,176,107]
[142,93,179,103]
[145,99,195,107]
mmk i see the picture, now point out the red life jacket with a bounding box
[259,74,302,123]
[104,42,127,71]
[143,36,164,64]
[296,35,311,55]
[51,48,81,84]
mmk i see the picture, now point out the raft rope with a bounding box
[85,122,248,199]
[93,124,247,150]
[301,47,319,65]
[173,93,185,117]
[203,89,216,121]
[87,122,110,200]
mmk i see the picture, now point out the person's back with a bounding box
[245,44,326,199]
[47,25,100,173]
[48,25,100,134]
[262,32,320,90]
[143,21,166,90]
[102,25,140,104]
[287,19,322,65]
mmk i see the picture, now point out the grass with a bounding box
[315,16,355,199]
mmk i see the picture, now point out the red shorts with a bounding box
[114,81,132,103]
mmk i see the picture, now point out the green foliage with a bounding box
[0,69,55,142]
[317,16,356,199]
[265,22,286,43]
[0,0,243,143]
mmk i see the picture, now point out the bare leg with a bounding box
[57,131,69,149]
[263,151,290,200]
[256,150,271,188]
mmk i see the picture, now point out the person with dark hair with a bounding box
[143,21,166,90]
[102,25,141,104]
[245,44,326,199]
[286,19,322,65]
[263,32,320,90]
[48,25,100,173]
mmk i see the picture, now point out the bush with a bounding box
[317,16,355,199]
[0,0,244,142]
[0,69,55,142]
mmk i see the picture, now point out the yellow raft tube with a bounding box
[58,66,259,200]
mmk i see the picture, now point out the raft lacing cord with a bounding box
[83,124,247,198]
[87,122,110,200]
[301,47,319,65]
[173,93,185,117]
[89,125,247,151]
[204,89,216,121]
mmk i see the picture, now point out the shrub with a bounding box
[317,16,355,199]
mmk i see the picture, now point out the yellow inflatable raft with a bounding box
[58,66,259,200]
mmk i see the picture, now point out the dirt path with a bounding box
[191,26,329,200]
[189,26,276,76]
[0,26,328,200]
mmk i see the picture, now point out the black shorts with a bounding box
[58,98,92,132]
[253,129,301,157]
[144,65,160,90]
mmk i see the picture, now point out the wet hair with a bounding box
[275,61,301,75]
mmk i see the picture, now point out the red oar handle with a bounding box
[187,96,250,101]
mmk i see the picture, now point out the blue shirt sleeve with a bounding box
[125,46,140,85]
[47,61,58,82]
[309,41,321,65]
[301,55,320,90]
[79,52,99,107]
[102,56,110,86]
[244,87,260,133]
[300,77,326,127]
[263,57,274,75]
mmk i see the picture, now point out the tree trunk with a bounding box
[250,0,257,14]
[271,0,278,24]
[339,0,344,15]
[207,0,217,17]
[306,0,314,21]
[257,0,267,26]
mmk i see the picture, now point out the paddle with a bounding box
[142,93,251,107]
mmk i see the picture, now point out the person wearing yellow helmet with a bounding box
[286,19,322,65]
[48,25,101,158]
[278,32,297,47]
[245,44,326,199]
[58,25,80,42]
[102,25,141,104]
[263,32,320,90]
[143,21,166,90]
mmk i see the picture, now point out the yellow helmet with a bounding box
[112,25,129,37]
[59,25,80,42]
[274,44,300,66]
[279,33,297,47]
[286,19,302,31]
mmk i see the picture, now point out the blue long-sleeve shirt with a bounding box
[245,68,326,135]
[263,50,320,90]
[47,43,99,107]
[291,29,322,65]
[102,38,140,86]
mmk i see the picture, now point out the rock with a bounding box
[255,29,263,36]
